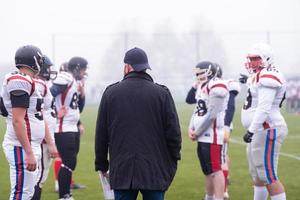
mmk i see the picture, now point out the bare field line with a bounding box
[230,138,300,161]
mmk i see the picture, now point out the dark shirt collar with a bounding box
[123,71,153,82]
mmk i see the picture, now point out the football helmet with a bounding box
[15,45,44,73]
[245,43,274,73]
[195,61,217,83]
[39,55,57,80]
[68,57,88,80]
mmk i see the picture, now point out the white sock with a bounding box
[214,198,223,200]
[254,186,268,200]
[271,193,286,200]
[204,194,214,200]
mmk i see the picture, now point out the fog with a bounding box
[0,0,299,102]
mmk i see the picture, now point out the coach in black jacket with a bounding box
[95,47,182,200]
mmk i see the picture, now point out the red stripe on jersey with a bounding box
[7,75,35,95]
[210,144,221,172]
[7,75,32,84]
[24,113,31,142]
[213,119,217,144]
[210,83,228,91]
[34,79,47,97]
[59,81,73,132]
[260,74,282,84]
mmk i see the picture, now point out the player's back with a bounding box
[2,72,45,146]
[53,71,80,133]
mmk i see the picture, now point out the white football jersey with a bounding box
[241,67,287,132]
[53,72,80,132]
[191,78,228,144]
[2,72,45,146]
[34,79,56,141]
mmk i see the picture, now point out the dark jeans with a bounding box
[114,190,165,200]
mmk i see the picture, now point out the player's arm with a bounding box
[194,95,226,136]
[95,90,109,172]
[78,80,86,112]
[248,86,276,133]
[11,90,36,171]
[185,87,197,104]
[43,118,58,158]
[248,71,282,133]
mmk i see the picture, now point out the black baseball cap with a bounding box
[124,47,151,72]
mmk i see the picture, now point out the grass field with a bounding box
[0,103,299,200]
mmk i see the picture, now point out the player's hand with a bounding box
[25,152,37,171]
[47,143,59,158]
[239,73,248,84]
[57,106,67,118]
[192,81,200,89]
[224,125,231,143]
[101,171,109,178]
[188,128,197,141]
[243,130,254,143]
[79,123,85,136]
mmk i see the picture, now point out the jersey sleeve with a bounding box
[258,68,284,88]
[53,72,73,86]
[6,75,33,95]
[227,79,241,93]
[208,79,228,98]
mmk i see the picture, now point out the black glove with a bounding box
[243,130,254,143]
[239,73,248,84]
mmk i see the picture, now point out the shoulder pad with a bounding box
[53,72,73,85]
[6,73,33,95]
[208,78,228,97]
[258,67,284,88]
[227,79,241,93]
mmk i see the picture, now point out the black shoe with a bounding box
[70,183,86,190]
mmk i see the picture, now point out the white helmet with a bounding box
[245,43,274,73]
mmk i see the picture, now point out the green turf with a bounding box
[0,103,299,199]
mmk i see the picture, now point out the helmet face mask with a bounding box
[195,61,217,84]
[38,55,57,81]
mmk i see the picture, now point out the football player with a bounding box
[50,57,87,200]
[53,61,87,193]
[241,43,287,200]
[1,45,49,200]
[31,55,59,200]
[188,61,228,200]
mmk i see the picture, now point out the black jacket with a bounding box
[95,71,182,191]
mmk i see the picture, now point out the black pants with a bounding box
[55,132,79,198]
